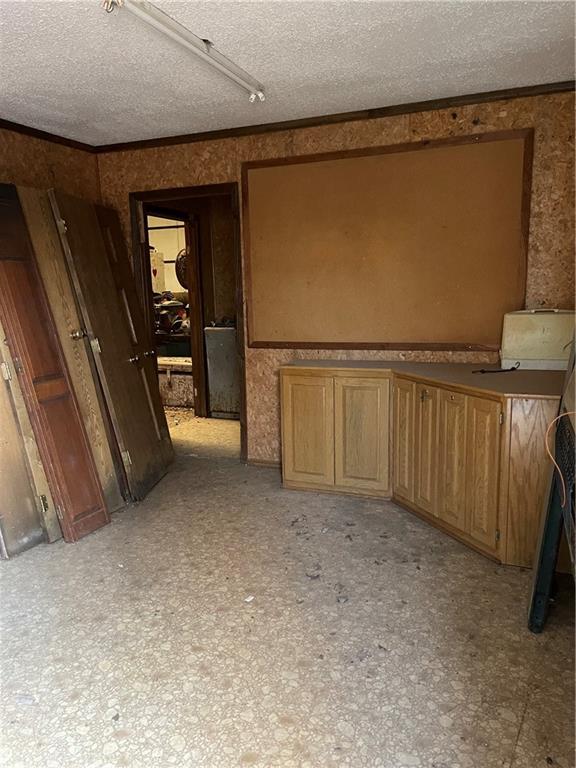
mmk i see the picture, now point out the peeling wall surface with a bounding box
[3,92,574,463]
[0,129,100,201]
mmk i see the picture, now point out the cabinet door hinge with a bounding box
[495,529,501,542]
[499,412,505,426]
[39,494,49,514]
[90,337,102,355]
[56,218,68,236]
[121,449,132,467]
[0,361,11,381]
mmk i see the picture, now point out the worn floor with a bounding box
[165,407,241,459]
[0,432,573,768]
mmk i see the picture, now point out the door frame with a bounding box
[183,214,209,418]
[129,183,247,461]
[144,206,209,417]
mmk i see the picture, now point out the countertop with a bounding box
[280,360,564,399]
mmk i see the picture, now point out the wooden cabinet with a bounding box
[334,377,390,494]
[281,370,391,495]
[465,396,501,549]
[280,363,561,568]
[393,378,415,502]
[397,379,502,556]
[281,374,334,487]
[437,389,467,530]
[414,384,438,514]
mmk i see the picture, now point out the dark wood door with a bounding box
[0,184,109,542]
[49,191,174,500]
[96,204,174,447]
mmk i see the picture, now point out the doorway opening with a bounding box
[130,184,245,461]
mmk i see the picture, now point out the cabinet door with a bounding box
[465,396,501,549]
[281,374,334,486]
[414,384,438,514]
[437,389,467,530]
[393,378,415,501]
[334,377,390,494]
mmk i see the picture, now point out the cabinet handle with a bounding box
[420,389,430,402]
[450,394,455,401]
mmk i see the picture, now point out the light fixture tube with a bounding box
[107,0,265,102]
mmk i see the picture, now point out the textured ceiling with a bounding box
[0,0,573,145]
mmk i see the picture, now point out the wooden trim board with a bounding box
[0,81,572,153]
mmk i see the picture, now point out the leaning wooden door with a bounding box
[49,191,173,500]
[0,334,45,557]
[19,187,127,514]
[0,184,109,541]
[95,204,174,464]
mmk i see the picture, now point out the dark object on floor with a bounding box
[529,411,575,633]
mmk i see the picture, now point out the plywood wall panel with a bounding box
[235,131,294,164]
[95,92,575,463]
[0,129,100,201]
[290,114,410,155]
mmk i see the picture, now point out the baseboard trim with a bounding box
[246,458,281,469]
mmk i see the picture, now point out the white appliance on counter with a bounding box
[500,309,575,370]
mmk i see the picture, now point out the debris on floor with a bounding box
[0,453,573,768]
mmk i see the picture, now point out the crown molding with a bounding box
[0,117,95,152]
[1,81,573,155]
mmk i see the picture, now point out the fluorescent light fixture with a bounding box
[103,0,266,102]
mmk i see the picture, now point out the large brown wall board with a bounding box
[243,131,531,349]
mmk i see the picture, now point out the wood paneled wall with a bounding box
[2,92,574,463]
[96,92,574,463]
[0,128,100,201]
